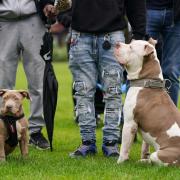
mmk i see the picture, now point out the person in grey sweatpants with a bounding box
[0,0,55,150]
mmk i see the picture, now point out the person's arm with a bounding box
[50,9,72,33]
[39,0,56,18]
[39,0,54,11]
[125,0,146,40]
[57,9,72,28]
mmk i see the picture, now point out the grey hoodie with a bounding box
[0,0,37,20]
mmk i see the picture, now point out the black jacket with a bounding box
[58,0,146,40]
[174,0,180,22]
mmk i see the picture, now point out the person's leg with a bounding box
[146,9,164,62]
[161,10,180,106]
[98,31,125,156]
[19,15,49,149]
[0,21,19,93]
[69,31,98,157]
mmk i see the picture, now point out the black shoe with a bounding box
[102,141,119,157]
[69,142,97,158]
[29,132,50,150]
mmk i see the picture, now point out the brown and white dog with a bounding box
[114,39,180,166]
[0,89,30,161]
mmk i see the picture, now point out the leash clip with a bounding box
[164,79,172,92]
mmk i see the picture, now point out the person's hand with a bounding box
[43,4,56,18]
[50,22,65,34]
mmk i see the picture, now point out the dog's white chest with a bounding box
[124,87,142,122]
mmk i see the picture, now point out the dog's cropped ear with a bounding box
[144,44,154,56]
[19,90,31,100]
[148,38,157,47]
[0,89,8,97]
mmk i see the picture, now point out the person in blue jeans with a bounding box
[146,0,180,106]
[58,0,146,157]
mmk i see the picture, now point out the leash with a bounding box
[0,114,24,147]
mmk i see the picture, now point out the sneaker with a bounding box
[69,142,97,158]
[102,142,119,157]
[29,132,50,150]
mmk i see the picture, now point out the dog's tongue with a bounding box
[10,125,15,133]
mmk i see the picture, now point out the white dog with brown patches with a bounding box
[114,39,180,166]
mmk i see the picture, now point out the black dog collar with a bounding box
[0,113,24,122]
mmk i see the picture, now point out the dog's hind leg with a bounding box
[150,151,167,166]
[150,148,180,166]
[117,121,138,164]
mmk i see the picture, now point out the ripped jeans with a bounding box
[69,30,125,144]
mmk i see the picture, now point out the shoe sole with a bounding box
[103,152,119,157]
[69,152,97,158]
[29,143,50,151]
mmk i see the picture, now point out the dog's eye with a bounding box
[14,97,19,101]
[4,96,8,100]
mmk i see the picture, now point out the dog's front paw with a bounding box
[138,158,152,164]
[117,156,129,164]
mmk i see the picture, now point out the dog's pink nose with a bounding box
[115,43,121,49]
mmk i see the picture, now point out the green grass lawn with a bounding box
[0,62,180,180]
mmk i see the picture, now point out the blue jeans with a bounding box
[69,30,125,143]
[147,9,180,105]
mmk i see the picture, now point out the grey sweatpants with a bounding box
[0,14,46,134]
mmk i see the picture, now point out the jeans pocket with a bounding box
[70,32,79,49]
[109,31,125,46]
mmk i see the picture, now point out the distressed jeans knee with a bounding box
[102,45,124,143]
[100,55,124,144]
